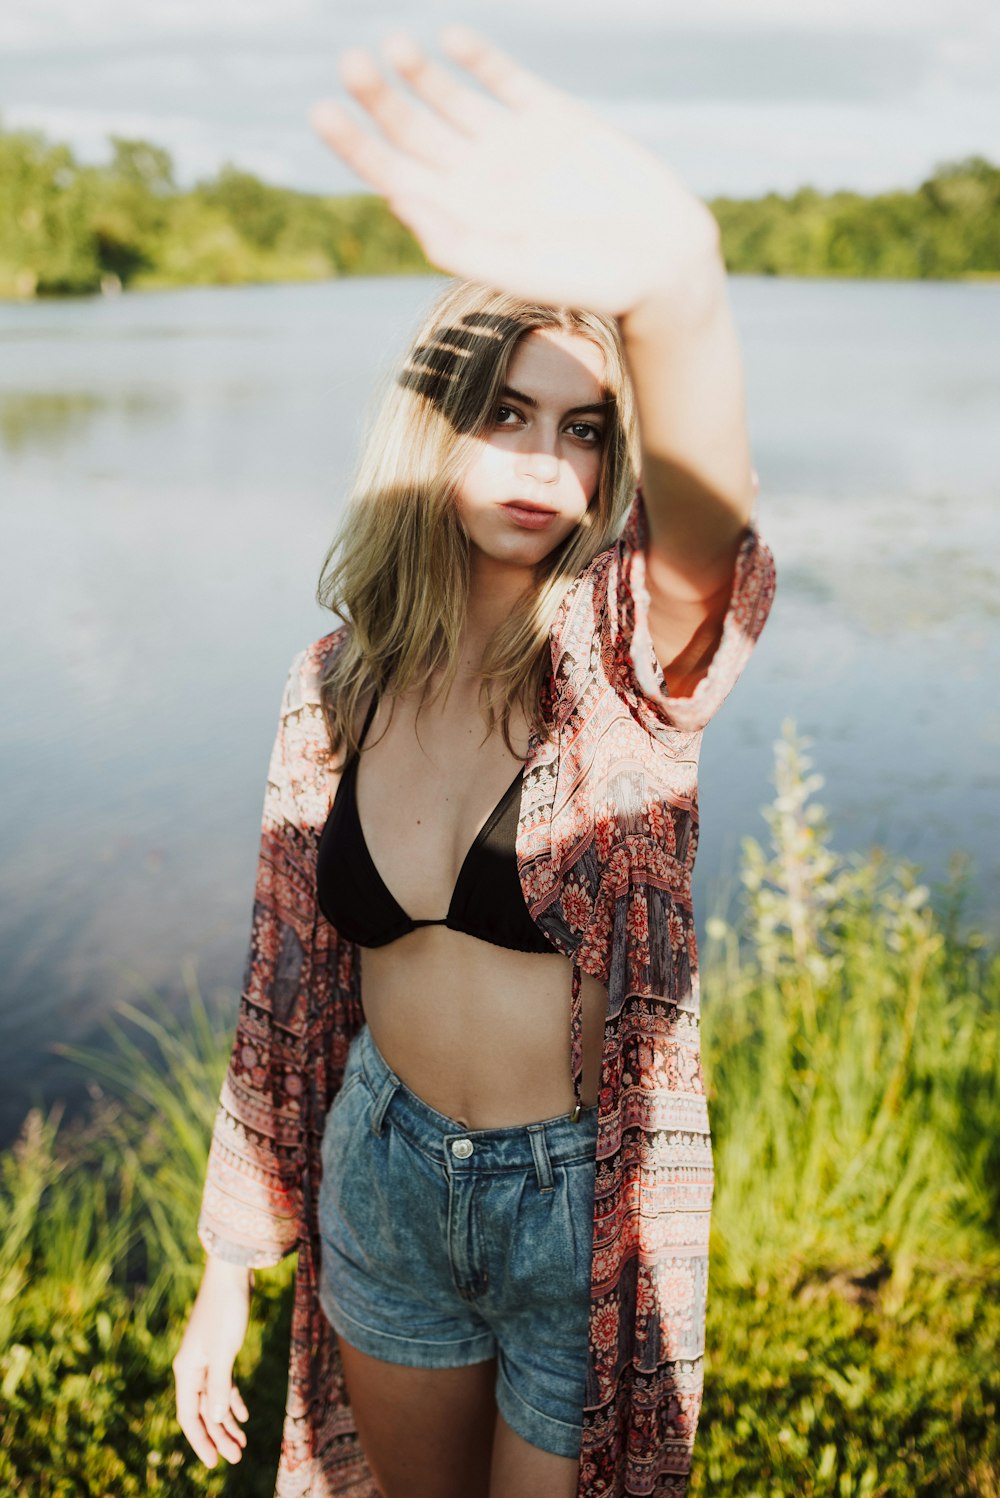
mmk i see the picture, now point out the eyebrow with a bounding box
[500,385,613,419]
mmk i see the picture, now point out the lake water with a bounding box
[1,274,998,1148]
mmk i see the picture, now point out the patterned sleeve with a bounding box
[196,650,315,1268]
[606,475,776,734]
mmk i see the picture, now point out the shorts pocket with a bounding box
[496,1155,596,1318]
[318,1081,396,1280]
[565,1156,597,1298]
[320,1071,369,1170]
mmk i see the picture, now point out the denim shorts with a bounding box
[317,1022,599,1460]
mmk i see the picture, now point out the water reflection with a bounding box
[0,388,173,455]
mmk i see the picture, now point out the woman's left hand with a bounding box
[309,26,721,317]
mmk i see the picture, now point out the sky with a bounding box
[2,0,998,201]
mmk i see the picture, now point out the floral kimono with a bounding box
[197,486,776,1497]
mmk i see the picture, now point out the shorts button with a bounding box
[451,1138,474,1158]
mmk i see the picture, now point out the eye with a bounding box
[569,421,603,445]
[495,403,522,426]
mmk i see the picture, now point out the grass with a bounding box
[690,726,999,1495]
[1,722,997,1495]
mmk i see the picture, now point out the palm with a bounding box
[310,27,716,314]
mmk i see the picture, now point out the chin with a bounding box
[465,512,582,570]
[478,540,548,569]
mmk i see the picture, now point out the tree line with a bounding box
[1,120,997,298]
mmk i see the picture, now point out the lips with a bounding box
[499,500,558,530]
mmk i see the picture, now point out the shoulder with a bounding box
[268,627,354,798]
[279,624,352,718]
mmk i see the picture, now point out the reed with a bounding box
[52,958,233,1320]
[703,723,999,1292]
[693,722,999,1495]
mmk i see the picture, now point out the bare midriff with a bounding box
[332,683,609,1130]
[361,934,608,1129]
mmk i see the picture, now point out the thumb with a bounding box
[387,194,461,269]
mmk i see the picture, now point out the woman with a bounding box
[173,27,775,1498]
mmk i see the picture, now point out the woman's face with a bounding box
[453,328,609,569]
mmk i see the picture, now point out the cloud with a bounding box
[1,1,997,199]
[5,0,316,50]
[5,0,998,47]
[600,90,1000,198]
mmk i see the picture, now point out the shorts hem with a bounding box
[495,1362,583,1461]
[319,1283,497,1368]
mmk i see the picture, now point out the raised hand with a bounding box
[309,26,720,316]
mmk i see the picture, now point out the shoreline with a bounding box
[3,266,1000,303]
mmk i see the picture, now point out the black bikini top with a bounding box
[316,693,558,954]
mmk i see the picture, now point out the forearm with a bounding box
[618,232,756,589]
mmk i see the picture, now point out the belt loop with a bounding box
[527,1125,554,1193]
[370,1071,399,1136]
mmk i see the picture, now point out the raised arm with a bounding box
[310,25,760,694]
[617,264,758,697]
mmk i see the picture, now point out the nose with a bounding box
[517,448,560,486]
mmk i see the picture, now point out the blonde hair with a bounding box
[316,278,640,760]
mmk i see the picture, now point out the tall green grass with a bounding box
[1,723,996,1495]
[705,724,998,1288]
[0,966,294,1494]
[693,724,999,1496]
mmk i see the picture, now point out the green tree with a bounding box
[918,155,1000,276]
[1,117,996,297]
[108,136,176,196]
[89,136,177,280]
[0,127,101,295]
[194,163,291,251]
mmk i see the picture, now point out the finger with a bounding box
[174,1370,221,1469]
[336,47,460,167]
[201,1387,247,1463]
[205,1373,245,1448]
[212,1405,248,1454]
[209,1389,248,1443]
[438,26,559,111]
[310,99,428,201]
[380,30,502,136]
